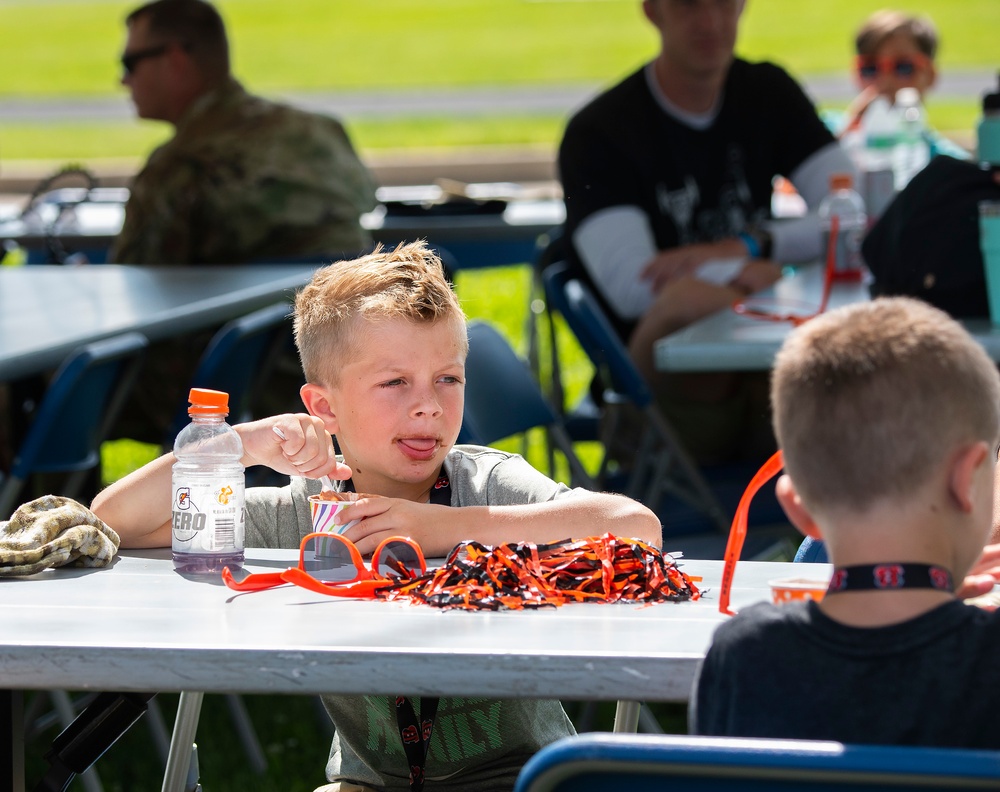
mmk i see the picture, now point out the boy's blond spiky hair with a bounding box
[294,240,466,386]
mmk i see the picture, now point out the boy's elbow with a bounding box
[601,494,662,548]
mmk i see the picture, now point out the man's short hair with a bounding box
[772,297,1000,514]
[127,0,229,80]
[855,9,938,59]
[294,240,467,386]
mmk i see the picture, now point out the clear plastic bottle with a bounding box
[858,95,900,220]
[893,87,930,190]
[818,173,867,281]
[171,388,245,574]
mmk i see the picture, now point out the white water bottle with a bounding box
[859,96,900,220]
[818,173,867,281]
[171,388,245,574]
[893,87,931,189]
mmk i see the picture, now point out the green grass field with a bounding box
[1,0,997,161]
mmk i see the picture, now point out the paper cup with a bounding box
[308,495,358,535]
[768,577,828,604]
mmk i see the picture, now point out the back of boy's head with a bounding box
[294,240,466,386]
[855,10,938,59]
[772,297,1000,514]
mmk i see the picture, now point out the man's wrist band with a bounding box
[739,232,761,259]
[740,228,773,260]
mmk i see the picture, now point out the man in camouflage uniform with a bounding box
[110,0,377,265]
[107,0,379,444]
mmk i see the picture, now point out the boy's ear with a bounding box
[299,383,339,434]
[949,440,989,513]
[775,474,823,539]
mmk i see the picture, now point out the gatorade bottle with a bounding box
[818,173,867,282]
[171,388,245,574]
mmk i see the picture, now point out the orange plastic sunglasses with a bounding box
[855,53,930,81]
[222,532,426,598]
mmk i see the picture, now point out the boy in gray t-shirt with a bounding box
[93,241,661,791]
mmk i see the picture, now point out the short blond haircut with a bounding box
[855,9,938,59]
[772,297,1000,514]
[294,240,466,386]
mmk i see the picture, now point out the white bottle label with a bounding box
[172,477,245,555]
[823,222,865,274]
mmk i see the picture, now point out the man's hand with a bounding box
[640,238,749,293]
[957,543,1000,600]
[729,260,782,294]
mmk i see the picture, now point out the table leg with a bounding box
[161,690,203,792]
[2,689,26,792]
[612,700,640,733]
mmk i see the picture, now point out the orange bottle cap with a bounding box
[830,173,854,190]
[188,388,230,415]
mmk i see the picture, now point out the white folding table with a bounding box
[1,548,819,791]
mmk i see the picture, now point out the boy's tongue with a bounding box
[398,437,437,458]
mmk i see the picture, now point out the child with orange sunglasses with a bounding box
[842,9,938,134]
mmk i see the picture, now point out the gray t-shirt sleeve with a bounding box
[245,476,318,548]
[447,445,588,507]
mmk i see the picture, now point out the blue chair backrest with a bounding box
[164,302,293,444]
[11,332,148,477]
[459,320,559,445]
[541,262,652,410]
[514,733,1000,792]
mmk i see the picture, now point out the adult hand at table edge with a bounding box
[956,542,1000,600]
[640,238,748,293]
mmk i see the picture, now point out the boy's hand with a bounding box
[236,414,352,481]
[337,498,458,557]
[957,543,1000,600]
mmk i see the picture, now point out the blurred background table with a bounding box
[0,184,564,270]
[0,264,316,381]
[654,263,1000,373]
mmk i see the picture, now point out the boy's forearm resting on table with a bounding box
[456,492,663,550]
[343,492,663,558]
[91,453,175,548]
[92,414,346,549]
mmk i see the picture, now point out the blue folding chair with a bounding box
[0,332,148,518]
[460,320,595,489]
[515,733,1000,792]
[541,262,728,530]
[163,301,295,449]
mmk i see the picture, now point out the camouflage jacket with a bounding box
[109,79,378,264]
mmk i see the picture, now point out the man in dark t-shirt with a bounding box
[559,0,855,463]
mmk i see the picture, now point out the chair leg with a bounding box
[224,694,268,774]
[145,697,172,766]
[49,691,103,792]
[637,703,664,734]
